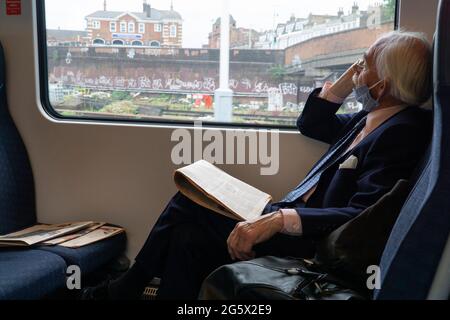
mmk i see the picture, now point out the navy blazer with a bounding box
[275,89,432,238]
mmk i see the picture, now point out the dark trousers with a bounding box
[134,193,316,300]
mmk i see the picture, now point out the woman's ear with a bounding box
[376,79,390,101]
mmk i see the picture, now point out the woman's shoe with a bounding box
[80,280,111,300]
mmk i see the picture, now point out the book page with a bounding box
[175,175,238,220]
[174,160,272,221]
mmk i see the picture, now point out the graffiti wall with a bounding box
[48,47,315,108]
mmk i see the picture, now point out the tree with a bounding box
[383,0,397,21]
[269,65,286,81]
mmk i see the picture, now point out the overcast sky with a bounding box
[46,0,377,47]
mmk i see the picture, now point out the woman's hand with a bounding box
[328,60,361,99]
[227,212,284,261]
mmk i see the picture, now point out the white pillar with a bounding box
[214,0,233,123]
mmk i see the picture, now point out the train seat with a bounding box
[0,250,67,300]
[37,233,127,275]
[0,42,127,299]
[376,0,450,299]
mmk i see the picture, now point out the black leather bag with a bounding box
[314,179,411,288]
[199,256,365,300]
[199,180,411,300]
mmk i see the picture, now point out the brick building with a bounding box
[207,15,260,49]
[256,3,392,49]
[85,1,183,48]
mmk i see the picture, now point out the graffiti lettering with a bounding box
[254,81,270,93]
[279,83,298,96]
[51,70,314,97]
[241,78,252,90]
[229,79,239,90]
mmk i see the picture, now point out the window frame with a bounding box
[154,23,162,32]
[112,39,125,45]
[92,38,106,45]
[110,21,117,33]
[139,23,146,34]
[120,21,127,33]
[37,0,399,130]
[92,20,101,29]
[169,24,177,38]
[128,21,135,33]
[149,40,161,47]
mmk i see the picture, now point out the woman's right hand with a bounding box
[328,60,362,100]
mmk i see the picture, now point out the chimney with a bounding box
[146,4,152,17]
[103,0,107,11]
[352,2,359,14]
[143,1,151,17]
[338,7,344,17]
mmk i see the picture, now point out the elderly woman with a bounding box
[83,31,433,300]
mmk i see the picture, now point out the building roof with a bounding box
[86,9,182,21]
[47,29,88,40]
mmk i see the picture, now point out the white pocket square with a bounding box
[339,155,359,170]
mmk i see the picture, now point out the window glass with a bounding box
[44,0,396,126]
[120,21,127,33]
[128,21,135,33]
[139,23,145,33]
[169,25,177,38]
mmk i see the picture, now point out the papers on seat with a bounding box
[0,222,124,248]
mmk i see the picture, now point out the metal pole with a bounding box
[214,0,233,122]
[219,5,230,90]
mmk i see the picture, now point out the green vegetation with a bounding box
[100,101,138,115]
[269,65,287,81]
[59,110,77,117]
[111,91,132,101]
[383,0,397,21]
[58,89,303,125]
[62,95,80,106]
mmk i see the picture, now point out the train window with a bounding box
[40,0,397,128]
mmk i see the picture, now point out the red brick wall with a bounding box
[87,14,182,47]
[285,23,394,65]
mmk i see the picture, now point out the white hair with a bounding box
[373,30,433,107]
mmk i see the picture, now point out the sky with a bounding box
[45,0,378,48]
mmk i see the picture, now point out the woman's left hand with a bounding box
[227,212,284,261]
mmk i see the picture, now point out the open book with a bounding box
[0,222,124,248]
[174,160,272,221]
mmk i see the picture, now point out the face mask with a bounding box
[353,79,384,113]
